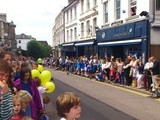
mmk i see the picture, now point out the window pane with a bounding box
[131,6,136,16]
[116,0,120,19]
[156,0,160,10]
[105,13,108,23]
[130,0,137,16]
[104,2,108,23]
[93,0,97,6]
[116,0,120,7]
[131,0,136,5]
[116,9,120,19]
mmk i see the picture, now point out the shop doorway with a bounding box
[65,51,76,58]
[112,46,124,59]
[77,46,84,57]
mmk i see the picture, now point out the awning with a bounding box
[97,39,142,46]
[62,43,74,46]
[75,41,94,46]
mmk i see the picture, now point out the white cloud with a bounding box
[0,0,68,46]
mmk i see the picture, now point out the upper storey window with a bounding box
[156,0,160,11]
[70,9,72,21]
[81,0,84,13]
[87,0,90,10]
[81,23,84,37]
[104,1,108,23]
[93,0,97,6]
[115,0,121,20]
[130,0,137,16]
[86,20,90,35]
[67,11,69,22]
[74,6,77,19]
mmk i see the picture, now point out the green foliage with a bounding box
[27,40,52,59]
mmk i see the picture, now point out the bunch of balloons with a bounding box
[31,65,55,93]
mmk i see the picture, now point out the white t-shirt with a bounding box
[38,86,46,108]
[60,118,66,120]
[60,118,75,120]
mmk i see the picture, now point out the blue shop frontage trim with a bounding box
[62,42,76,58]
[74,39,96,58]
[96,19,150,63]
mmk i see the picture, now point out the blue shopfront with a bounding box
[74,39,96,58]
[62,39,96,58]
[62,42,76,58]
[96,19,150,63]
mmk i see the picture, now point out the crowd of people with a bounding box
[50,55,160,97]
[1,46,160,119]
[0,48,80,120]
[0,49,51,120]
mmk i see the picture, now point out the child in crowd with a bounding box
[0,59,14,120]
[34,77,49,108]
[14,67,43,120]
[86,61,94,79]
[16,90,32,112]
[12,61,21,81]
[10,94,23,120]
[11,90,32,120]
[20,62,29,68]
[56,92,81,120]
[34,77,50,120]
[21,116,33,120]
[95,71,103,81]
[31,62,38,70]
[43,96,50,105]
[0,50,14,64]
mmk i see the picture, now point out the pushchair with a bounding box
[152,75,160,98]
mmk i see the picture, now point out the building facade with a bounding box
[62,0,79,58]
[96,0,160,63]
[74,0,98,58]
[52,0,160,62]
[16,33,36,51]
[0,13,16,51]
[52,9,65,57]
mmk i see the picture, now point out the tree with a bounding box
[27,40,42,59]
[27,40,52,60]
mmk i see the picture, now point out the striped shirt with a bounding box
[0,89,13,120]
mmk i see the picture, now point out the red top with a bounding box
[10,115,22,120]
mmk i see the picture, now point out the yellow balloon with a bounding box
[37,65,44,72]
[44,82,55,93]
[40,70,52,85]
[31,69,40,78]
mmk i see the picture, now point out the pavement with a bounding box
[44,68,153,119]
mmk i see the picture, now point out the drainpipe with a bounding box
[148,0,155,57]
[152,0,155,23]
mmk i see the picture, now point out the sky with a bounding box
[0,0,68,46]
